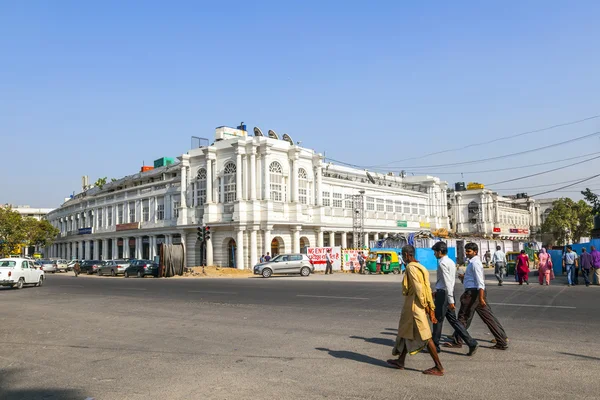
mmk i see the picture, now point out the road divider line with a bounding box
[187,290,237,294]
[297,295,369,300]
[489,302,575,309]
[59,285,84,288]
[113,287,147,291]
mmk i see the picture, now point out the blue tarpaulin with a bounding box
[371,247,456,271]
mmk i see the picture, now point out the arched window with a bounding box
[270,162,284,202]
[298,168,308,205]
[223,162,237,203]
[196,168,207,206]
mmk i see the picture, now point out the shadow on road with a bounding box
[557,352,600,361]
[315,348,421,372]
[350,335,395,347]
[0,368,88,400]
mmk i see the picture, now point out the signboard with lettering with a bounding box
[509,229,519,233]
[341,249,368,272]
[493,227,501,233]
[307,247,342,271]
[419,222,431,229]
[397,220,408,228]
[78,227,92,235]
[116,222,140,232]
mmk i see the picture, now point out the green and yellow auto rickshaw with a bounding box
[365,250,402,274]
[506,251,520,276]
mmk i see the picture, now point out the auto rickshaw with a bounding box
[506,251,520,276]
[365,250,402,274]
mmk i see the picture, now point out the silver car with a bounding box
[40,259,57,273]
[253,254,314,278]
[97,260,131,276]
[53,259,68,272]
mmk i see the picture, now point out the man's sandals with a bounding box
[386,359,405,369]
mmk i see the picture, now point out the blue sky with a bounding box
[2,1,600,207]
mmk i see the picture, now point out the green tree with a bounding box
[582,188,600,215]
[95,177,108,190]
[0,207,25,257]
[541,198,593,245]
[22,217,59,250]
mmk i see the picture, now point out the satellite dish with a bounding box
[366,171,376,184]
[268,129,279,139]
[253,127,264,137]
[282,133,294,145]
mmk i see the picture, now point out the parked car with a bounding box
[98,259,131,276]
[253,254,314,278]
[79,260,102,274]
[40,259,58,273]
[53,259,69,272]
[66,260,82,271]
[124,260,159,278]
[0,258,45,289]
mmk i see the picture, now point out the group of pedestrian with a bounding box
[387,242,508,376]
[259,252,271,263]
[562,245,600,287]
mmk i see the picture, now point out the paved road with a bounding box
[0,272,598,400]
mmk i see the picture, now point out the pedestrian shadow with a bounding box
[0,368,88,400]
[350,335,395,347]
[384,328,397,331]
[557,352,600,361]
[380,331,396,336]
[315,348,420,372]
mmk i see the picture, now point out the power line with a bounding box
[325,130,600,170]
[369,114,600,166]
[489,177,596,191]
[487,153,600,185]
[530,174,600,197]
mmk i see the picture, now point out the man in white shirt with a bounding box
[430,242,478,356]
[325,249,333,275]
[492,246,507,286]
[446,242,508,351]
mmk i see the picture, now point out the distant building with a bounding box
[44,125,450,268]
[2,204,55,221]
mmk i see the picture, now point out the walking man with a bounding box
[265,252,271,262]
[431,241,478,356]
[357,251,365,274]
[387,245,444,376]
[563,246,578,287]
[579,247,592,287]
[484,250,492,267]
[492,246,507,286]
[591,246,600,285]
[325,249,333,275]
[447,242,509,351]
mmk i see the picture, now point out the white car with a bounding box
[0,258,45,289]
[53,259,69,272]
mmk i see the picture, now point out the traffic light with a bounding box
[197,227,203,242]
[204,226,211,242]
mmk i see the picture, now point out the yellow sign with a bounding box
[419,222,431,228]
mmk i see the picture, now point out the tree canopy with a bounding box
[0,207,59,257]
[541,198,593,245]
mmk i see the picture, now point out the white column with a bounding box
[316,166,323,206]
[84,241,90,260]
[206,235,213,266]
[364,233,369,248]
[180,159,188,208]
[341,232,347,249]
[78,241,84,260]
[291,154,299,203]
[374,233,380,242]
[236,228,244,269]
[263,152,270,200]
[113,238,118,259]
[136,237,142,259]
[206,159,213,203]
[264,228,272,256]
[292,227,301,253]
[66,242,71,260]
[250,151,257,201]
[181,232,187,269]
[123,238,130,259]
[250,228,258,267]
[242,154,248,200]
[220,176,225,203]
[102,239,108,260]
[149,236,156,259]
[317,230,324,247]
[93,240,100,260]
[329,231,335,247]
[236,153,243,201]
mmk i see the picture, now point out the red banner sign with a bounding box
[493,227,501,233]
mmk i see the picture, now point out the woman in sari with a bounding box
[538,248,553,285]
[516,250,530,285]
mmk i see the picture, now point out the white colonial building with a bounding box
[2,204,55,221]
[447,187,555,241]
[45,125,450,269]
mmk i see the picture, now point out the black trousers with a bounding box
[325,261,332,274]
[453,289,508,348]
[432,290,477,349]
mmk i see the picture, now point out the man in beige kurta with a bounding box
[387,245,444,376]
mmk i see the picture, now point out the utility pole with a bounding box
[352,190,365,248]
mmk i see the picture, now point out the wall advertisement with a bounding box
[341,249,368,272]
[307,247,342,271]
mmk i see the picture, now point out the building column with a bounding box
[78,241,83,259]
[66,242,71,260]
[236,228,245,269]
[149,236,156,259]
[123,239,130,259]
[206,234,213,266]
[206,159,213,203]
[250,150,257,201]
[250,227,258,268]
[236,153,243,201]
[181,232,188,269]
[84,241,90,260]
[136,237,143,259]
[263,152,270,200]
[264,228,272,256]
[374,233,380,242]
[317,229,324,247]
[113,238,119,259]
[292,226,301,253]
[220,175,225,203]
[291,153,299,203]
[364,232,369,248]
[329,231,335,247]
[102,239,108,260]
[341,232,347,249]
[316,164,323,206]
